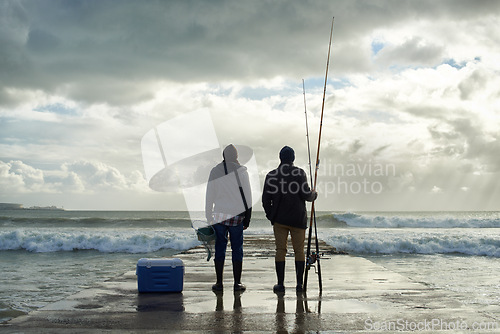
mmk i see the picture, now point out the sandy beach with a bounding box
[2,235,498,333]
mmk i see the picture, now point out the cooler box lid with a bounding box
[137,258,184,268]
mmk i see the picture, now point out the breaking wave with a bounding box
[322,229,500,257]
[332,212,500,228]
[0,228,200,253]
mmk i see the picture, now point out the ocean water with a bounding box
[0,210,499,323]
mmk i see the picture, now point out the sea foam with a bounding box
[0,228,200,253]
[333,212,500,228]
[322,229,500,257]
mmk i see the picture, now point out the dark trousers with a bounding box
[213,223,244,262]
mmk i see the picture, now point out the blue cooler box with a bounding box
[136,258,184,293]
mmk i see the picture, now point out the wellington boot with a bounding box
[232,261,246,292]
[273,261,286,293]
[295,261,305,292]
[212,260,224,291]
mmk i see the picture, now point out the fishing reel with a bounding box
[306,252,325,273]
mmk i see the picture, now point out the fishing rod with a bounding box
[304,16,334,294]
[302,79,322,293]
[303,79,314,189]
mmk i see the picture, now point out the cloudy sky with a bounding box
[1,0,499,211]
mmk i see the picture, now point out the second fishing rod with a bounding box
[302,78,322,294]
[303,16,335,294]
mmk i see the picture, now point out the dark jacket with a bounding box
[262,163,316,229]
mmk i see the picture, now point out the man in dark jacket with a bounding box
[206,144,252,292]
[262,146,317,293]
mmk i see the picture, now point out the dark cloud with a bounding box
[372,144,391,157]
[426,117,500,172]
[458,68,488,100]
[451,118,500,172]
[27,29,60,52]
[375,37,444,67]
[2,0,500,105]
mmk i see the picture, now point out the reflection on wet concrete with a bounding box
[213,290,244,312]
[275,291,321,333]
[136,292,185,312]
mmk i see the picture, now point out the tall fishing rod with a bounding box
[302,79,321,293]
[304,16,334,294]
[303,79,314,186]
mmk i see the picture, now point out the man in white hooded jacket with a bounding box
[205,144,252,292]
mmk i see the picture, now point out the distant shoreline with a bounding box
[0,203,64,211]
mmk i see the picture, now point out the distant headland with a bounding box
[0,203,64,211]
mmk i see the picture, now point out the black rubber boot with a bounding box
[273,261,286,293]
[295,261,305,292]
[212,260,224,292]
[233,261,246,292]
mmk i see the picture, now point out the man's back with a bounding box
[262,163,314,229]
